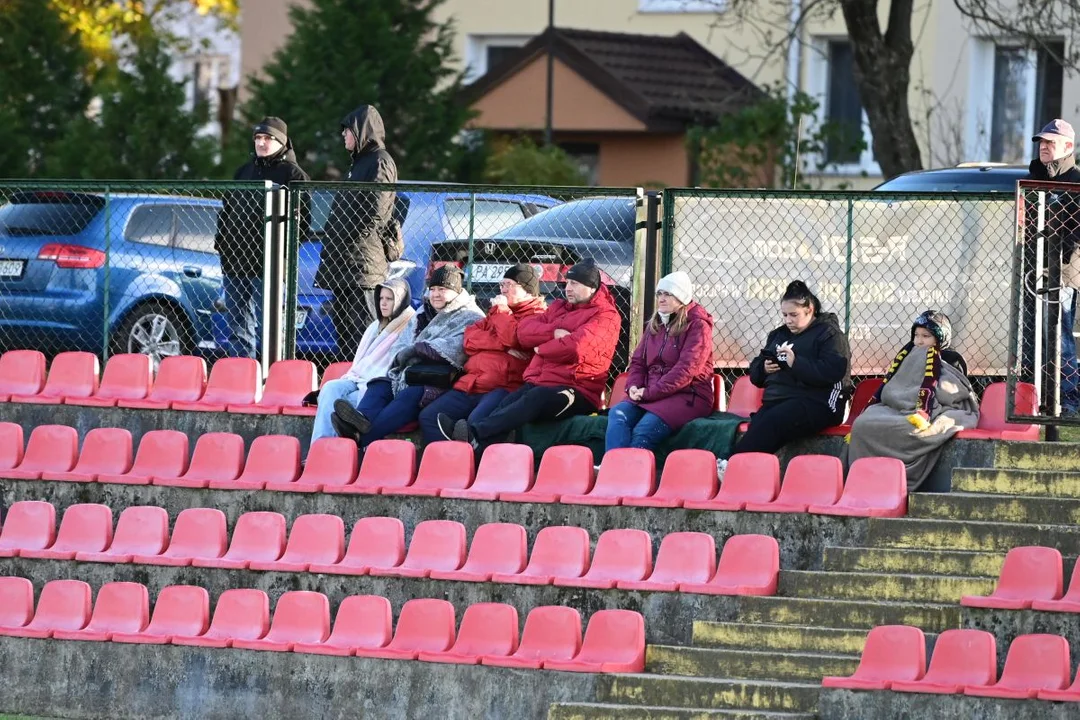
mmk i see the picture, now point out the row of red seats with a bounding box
[0,577,644,671]
[960,545,1080,612]
[1,423,904,516]
[0,501,779,594]
[823,625,1080,701]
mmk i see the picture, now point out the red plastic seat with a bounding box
[76,506,169,563]
[248,514,345,572]
[0,422,24,471]
[66,354,152,407]
[442,443,533,500]
[293,595,392,656]
[229,359,316,414]
[624,449,718,508]
[964,634,1070,698]
[98,430,189,485]
[607,372,629,408]
[369,520,466,579]
[282,362,352,417]
[684,452,779,511]
[54,582,149,641]
[172,357,260,412]
[961,546,1062,609]
[324,439,417,495]
[134,508,227,566]
[555,529,652,589]
[500,445,594,503]
[712,374,725,411]
[618,532,717,592]
[492,526,590,585]
[309,517,405,575]
[118,355,206,409]
[1040,665,1080,701]
[11,351,98,404]
[430,523,528,582]
[745,455,844,513]
[194,512,286,570]
[0,349,46,401]
[727,375,763,418]
[482,606,581,669]
[210,434,300,490]
[810,456,907,517]
[6,424,78,480]
[41,428,133,483]
[419,602,518,664]
[681,534,779,595]
[233,591,331,652]
[545,610,645,673]
[955,382,1040,441]
[821,378,883,435]
[172,588,269,648]
[822,625,927,690]
[561,448,655,505]
[0,577,34,632]
[355,598,456,661]
[892,629,997,694]
[1032,559,1080,613]
[21,503,113,560]
[383,441,474,497]
[268,437,358,492]
[0,579,91,639]
[0,501,56,557]
[153,432,244,489]
[112,585,210,644]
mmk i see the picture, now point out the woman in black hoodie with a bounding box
[735,280,852,454]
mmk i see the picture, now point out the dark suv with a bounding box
[873,164,1028,193]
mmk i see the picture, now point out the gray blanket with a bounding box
[386,290,484,394]
[847,346,980,491]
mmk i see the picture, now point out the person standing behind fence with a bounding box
[316,104,399,358]
[214,117,309,359]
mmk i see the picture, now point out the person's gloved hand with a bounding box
[412,341,443,361]
[393,346,418,367]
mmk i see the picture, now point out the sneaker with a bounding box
[435,413,456,442]
[717,458,728,481]
[333,399,372,435]
[451,419,470,443]
[330,412,360,443]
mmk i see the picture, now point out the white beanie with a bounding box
[656,271,693,305]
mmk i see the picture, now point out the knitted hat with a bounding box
[565,259,601,290]
[911,310,952,349]
[656,271,693,305]
[429,264,463,293]
[503,263,540,296]
[253,116,289,147]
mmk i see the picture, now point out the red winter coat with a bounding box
[517,283,622,409]
[454,296,547,394]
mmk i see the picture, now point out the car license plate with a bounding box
[468,263,512,283]
[295,308,308,329]
[0,259,25,278]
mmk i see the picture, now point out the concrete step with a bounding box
[822,546,1005,577]
[593,674,821,713]
[648,645,858,683]
[692,621,871,655]
[951,467,1080,498]
[994,442,1080,472]
[548,703,816,720]
[864,517,1080,553]
[909,492,1080,525]
[735,595,960,631]
[779,569,994,604]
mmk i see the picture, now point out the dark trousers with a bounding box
[353,379,424,449]
[471,383,596,444]
[328,287,376,360]
[733,397,844,455]
[417,388,509,444]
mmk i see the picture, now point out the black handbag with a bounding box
[404,363,458,389]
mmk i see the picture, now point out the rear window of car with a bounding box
[873,171,1027,193]
[306,190,410,235]
[499,198,636,242]
[443,199,526,238]
[0,192,105,236]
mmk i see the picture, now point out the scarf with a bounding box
[386,291,484,394]
[341,306,416,386]
[873,342,942,424]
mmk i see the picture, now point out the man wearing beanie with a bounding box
[214,116,309,358]
[316,104,399,359]
[446,258,622,449]
[420,263,546,443]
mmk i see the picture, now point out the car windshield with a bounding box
[0,192,105,236]
[498,198,636,242]
[874,171,1027,193]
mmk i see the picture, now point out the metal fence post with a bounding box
[628,188,647,353]
[660,189,676,276]
[844,197,853,335]
[465,191,476,293]
[642,191,662,322]
[283,187,300,360]
[261,182,286,377]
[102,187,112,360]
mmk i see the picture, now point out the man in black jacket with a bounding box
[214,116,309,359]
[316,104,399,358]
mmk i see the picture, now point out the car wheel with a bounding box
[112,301,193,372]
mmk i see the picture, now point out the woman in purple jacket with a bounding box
[605,271,715,451]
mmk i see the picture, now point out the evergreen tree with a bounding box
[233,0,471,180]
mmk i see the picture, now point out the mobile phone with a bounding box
[762,349,787,367]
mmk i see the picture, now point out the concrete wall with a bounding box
[819,688,1077,719]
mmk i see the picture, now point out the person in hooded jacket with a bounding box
[316,104,399,359]
[214,117,309,359]
[308,278,415,445]
[423,264,546,444]
[605,271,715,452]
[734,280,852,455]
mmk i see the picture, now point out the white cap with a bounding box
[656,271,693,305]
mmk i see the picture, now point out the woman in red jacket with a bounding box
[421,264,546,444]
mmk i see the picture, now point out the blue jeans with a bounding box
[354,379,425,449]
[605,401,673,451]
[311,378,364,444]
[222,275,263,359]
[417,388,509,444]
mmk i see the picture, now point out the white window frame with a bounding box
[805,37,880,176]
[464,34,532,84]
[637,0,721,12]
[967,39,1038,163]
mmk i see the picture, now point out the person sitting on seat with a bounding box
[605,271,714,451]
[847,310,979,491]
[424,264,546,444]
[332,265,483,449]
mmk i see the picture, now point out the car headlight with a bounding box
[387,260,416,280]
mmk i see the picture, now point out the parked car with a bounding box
[873,163,1028,192]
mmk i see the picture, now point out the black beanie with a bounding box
[566,259,601,290]
[503,263,540,296]
[429,264,463,293]
[253,116,289,147]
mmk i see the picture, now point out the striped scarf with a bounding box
[872,342,942,416]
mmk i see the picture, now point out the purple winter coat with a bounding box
[624,302,715,430]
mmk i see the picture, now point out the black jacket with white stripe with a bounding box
[748,312,852,413]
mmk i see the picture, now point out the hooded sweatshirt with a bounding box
[748,312,852,413]
[316,105,399,290]
[340,277,416,387]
